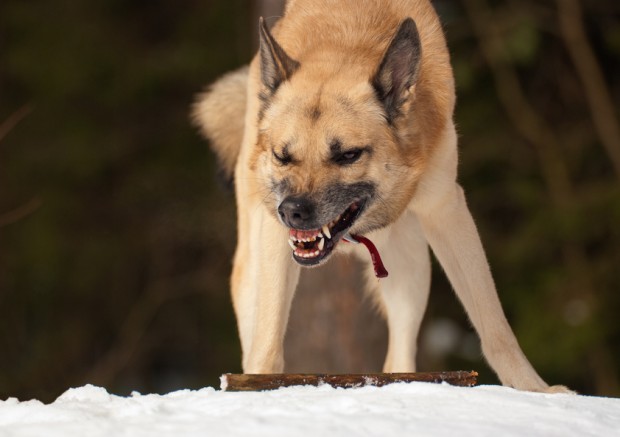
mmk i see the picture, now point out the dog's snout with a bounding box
[278,196,316,229]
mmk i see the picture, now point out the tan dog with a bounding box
[193,0,569,393]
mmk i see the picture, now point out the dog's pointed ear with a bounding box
[372,18,422,122]
[258,17,300,93]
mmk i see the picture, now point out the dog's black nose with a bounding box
[278,196,316,229]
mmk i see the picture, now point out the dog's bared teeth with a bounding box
[293,247,321,259]
[318,238,325,251]
[288,239,296,250]
[322,225,331,239]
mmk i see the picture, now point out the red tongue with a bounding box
[347,234,389,278]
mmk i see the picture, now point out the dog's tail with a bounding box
[191,66,249,187]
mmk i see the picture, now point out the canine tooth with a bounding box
[318,238,325,251]
[288,240,296,250]
[314,250,320,256]
[322,225,331,239]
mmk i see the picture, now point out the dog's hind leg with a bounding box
[370,210,431,373]
[232,207,301,374]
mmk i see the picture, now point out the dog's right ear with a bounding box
[258,17,299,94]
[372,18,422,123]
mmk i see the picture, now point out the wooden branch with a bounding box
[220,371,478,391]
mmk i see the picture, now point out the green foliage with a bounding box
[504,19,541,65]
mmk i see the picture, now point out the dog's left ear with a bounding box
[258,17,300,94]
[372,18,422,122]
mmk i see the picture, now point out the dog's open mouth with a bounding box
[287,200,364,266]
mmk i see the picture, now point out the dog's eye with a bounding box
[334,148,363,165]
[273,148,292,165]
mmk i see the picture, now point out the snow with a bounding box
[1,383,619,436]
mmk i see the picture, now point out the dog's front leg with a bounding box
[415,183,550,391]
[240,210,301,374]
[411,125,569,393]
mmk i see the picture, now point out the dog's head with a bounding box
[252,17,424,266]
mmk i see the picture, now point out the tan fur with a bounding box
[192,66,249,180]
[193,0,571,393]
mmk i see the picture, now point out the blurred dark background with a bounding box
[1,0,618,402]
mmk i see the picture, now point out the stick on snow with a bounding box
[220,371,478,391]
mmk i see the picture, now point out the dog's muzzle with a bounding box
[278,196,366,266]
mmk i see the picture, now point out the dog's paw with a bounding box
[504,380,576,394]
[543,384,577,395]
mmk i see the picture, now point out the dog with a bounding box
[193,0,570,393]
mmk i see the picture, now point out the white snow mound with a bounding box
[1,382,619,436]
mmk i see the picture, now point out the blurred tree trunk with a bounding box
[286,257,387,373]
[252,0,388,373]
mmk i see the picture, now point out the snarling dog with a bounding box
[193,0,570,393]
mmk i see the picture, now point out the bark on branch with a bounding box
[220,371,478,391]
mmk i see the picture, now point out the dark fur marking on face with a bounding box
[313,181,377,227]
[322,182,376,206]
[270,179,377,230]
[329,139,343,156]
[306,85,325,124]
[336,95,355,111]
[307,105,321,122]
[270,177,291,196]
